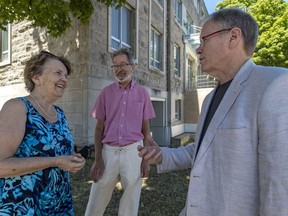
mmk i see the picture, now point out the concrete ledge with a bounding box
[171,132,195,148]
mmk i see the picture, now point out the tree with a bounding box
[0,0,125,37]
[216,0,288,67]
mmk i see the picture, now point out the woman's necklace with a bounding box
[30,94,57,119]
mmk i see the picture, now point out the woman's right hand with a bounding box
[57,155,86,173]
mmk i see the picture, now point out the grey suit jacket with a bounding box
[158,60,288,216]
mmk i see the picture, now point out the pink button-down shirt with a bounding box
[91,81,155,146]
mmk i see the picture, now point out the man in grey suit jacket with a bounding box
[138,8,288,216]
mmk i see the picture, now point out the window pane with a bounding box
[112,7,120,38]
[174,46,180,75]
[157,0,163,7]
[175,0,182,22]
[122,7,131,45]
[2,30,8,51]
[150,32,154,66]
[2,52,8,61]
[154,34,157,62]
[1,27,9,63]
[155,34,160,62]
[187,59,193,90]
[174,47,177,66]
[111,38,120,49]
[175,100,181,120]
[156,36,162,69]
[174,0,178,16]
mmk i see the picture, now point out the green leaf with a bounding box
[215,0,288,67]
[0,0,125,37]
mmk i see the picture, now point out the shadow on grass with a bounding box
[71,158,190,216]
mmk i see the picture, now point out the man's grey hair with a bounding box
[204,8,259,56]
[112,48,135,65]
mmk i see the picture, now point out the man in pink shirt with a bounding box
[85,48,155,216]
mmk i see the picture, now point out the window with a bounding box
[0,25,10,66]
[174,44,180,76]
[150,28,163,70]
[111,5,133,50]
[174,0,182,23]
[175,99,181,120]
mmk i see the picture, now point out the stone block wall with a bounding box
[0,0,209,147]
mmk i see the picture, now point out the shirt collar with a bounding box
[116,80,136,90]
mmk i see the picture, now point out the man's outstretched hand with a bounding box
[137,143,162,165]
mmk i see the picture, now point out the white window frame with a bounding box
[110,5,132,50]
[0,24,11,66]
[150,28,163,71]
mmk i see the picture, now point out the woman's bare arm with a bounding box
[0,98,85,178]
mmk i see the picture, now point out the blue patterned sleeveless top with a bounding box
[0,97,75,215]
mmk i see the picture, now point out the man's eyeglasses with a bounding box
[111,63,132,69]
[200,28,232,46]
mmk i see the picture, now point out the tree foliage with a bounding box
[0,0,125,37]
[216,0,288,67]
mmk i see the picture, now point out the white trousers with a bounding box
[85,141,143,216]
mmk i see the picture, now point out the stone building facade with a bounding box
[0,0,213,147]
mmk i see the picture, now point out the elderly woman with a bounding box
[0,51,85,215]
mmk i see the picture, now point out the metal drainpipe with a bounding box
[166,0,172,146]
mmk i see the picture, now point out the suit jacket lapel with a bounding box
[193,60,255,165]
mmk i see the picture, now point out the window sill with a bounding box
[0,60,11,67]
[149,65,164,74]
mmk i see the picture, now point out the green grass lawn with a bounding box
[71,157,190,216]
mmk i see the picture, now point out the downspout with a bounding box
[166,0,172,145]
